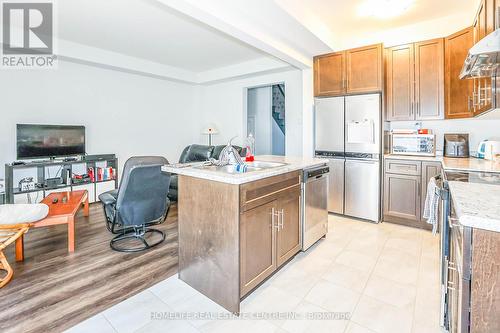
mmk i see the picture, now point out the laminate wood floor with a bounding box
[0,203,178,333]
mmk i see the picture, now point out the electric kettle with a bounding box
[478,140,500,160]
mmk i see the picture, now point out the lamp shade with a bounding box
[202,126,219,135]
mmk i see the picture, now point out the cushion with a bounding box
[179,144,213,163]
[0,204,49,225]
[211,145,243,159]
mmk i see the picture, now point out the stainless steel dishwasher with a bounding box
[302,165,329,251]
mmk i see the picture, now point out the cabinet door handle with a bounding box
[278,209,284,230]
[270,207,279,229]
[467,96,472,112]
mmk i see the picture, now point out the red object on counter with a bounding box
[245,155,255,162]
[418,129,429,134]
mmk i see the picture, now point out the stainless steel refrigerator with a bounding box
[314,94,381,223]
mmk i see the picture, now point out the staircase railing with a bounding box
[272,84,285,135]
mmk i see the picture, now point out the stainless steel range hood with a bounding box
[460,29,500,79]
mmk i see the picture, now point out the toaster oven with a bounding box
[391,134,436,156]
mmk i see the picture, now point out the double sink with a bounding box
[195,161,288,174]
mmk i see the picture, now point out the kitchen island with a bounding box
[161,155,326,313]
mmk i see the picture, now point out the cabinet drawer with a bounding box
[384,159,421,175]
[240,171,301,212]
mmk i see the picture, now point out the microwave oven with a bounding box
[391,134,436,156]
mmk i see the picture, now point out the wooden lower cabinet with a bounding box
[240,200,277,297]
[276,190,302,267]
[383,159,441,229]
[384,173,421,222]
[470,229,500,333]
[447,225,500,333]
[239,172,302,297]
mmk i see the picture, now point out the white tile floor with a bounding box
[66,215,443,333]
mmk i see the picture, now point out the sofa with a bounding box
[168,144,244,201]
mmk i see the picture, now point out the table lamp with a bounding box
[202,125,219,146]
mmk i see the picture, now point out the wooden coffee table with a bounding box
[15,190,89,261]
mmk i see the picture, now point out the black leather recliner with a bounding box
[168,144,244,201]
[99,156,171,252]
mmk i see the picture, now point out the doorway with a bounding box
[246,84,285,156]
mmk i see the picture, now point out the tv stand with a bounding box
[30,159,52,164]
[4,154,118,204]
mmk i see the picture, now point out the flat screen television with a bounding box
[17,124,86,159]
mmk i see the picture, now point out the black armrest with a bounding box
[108,189,119,199]
[99,192,117,206]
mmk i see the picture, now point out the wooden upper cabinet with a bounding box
[385,44,414,121]
[385,39,444,121]
[414,38,444,120]
[445,27,475,119]
[475,0,488,42]
[345,43,383,94]
[314,43,382,97]
[314,52,345,97]
[485,0,497,34]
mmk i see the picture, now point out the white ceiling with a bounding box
[57,0,272,72]
[53,0,481,79]
[275,0,480,49]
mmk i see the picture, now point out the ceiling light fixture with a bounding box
[358,0,414,19]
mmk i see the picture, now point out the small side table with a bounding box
[15,190,89,261]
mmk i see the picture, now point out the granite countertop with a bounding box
[442,157,500,173]
[161,155,326,185]
[384,154,500,173]
[384,154,443,162]
[448,181,500,233]
[385,154,500,232]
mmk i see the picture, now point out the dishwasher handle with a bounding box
[304,166,330,182]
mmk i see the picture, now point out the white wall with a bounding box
[335,12,473,50]
[0,60,199,176]
[390,119,500,154]
[247,86,272,155]
[195,68,306,157]
[272,120,285,155]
